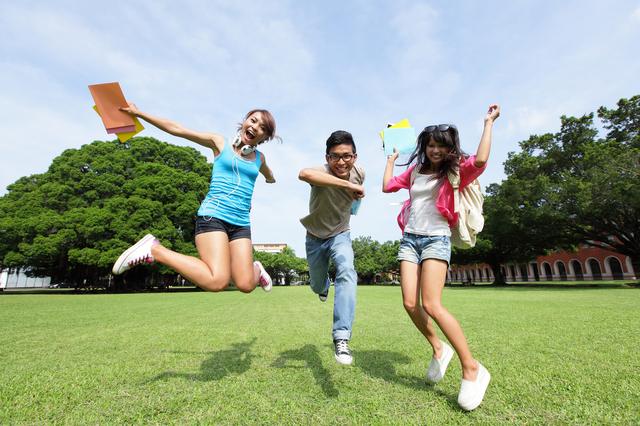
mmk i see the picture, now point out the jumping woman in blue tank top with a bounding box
[111,102,276,293]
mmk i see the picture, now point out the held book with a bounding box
[93,105,144,143]
[88,82,135,131]
[382,125,416,156]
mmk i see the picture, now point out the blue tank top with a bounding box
[197,141,262,226]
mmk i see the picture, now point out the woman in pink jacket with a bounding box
[382,104,500,411]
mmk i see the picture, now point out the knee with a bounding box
[403,300,421,316]
[422,301,444,319]
[335,263,356,282]
[200,275,230,292]
[235,281,254,293]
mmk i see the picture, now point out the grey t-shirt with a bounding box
[300,164,366,239]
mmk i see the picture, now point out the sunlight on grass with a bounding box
[1,286,638,424]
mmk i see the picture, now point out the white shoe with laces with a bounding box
[112,234,157,275]
[457,362,491,411]
[426,340,454,384]
[254,261,272,292]
[334,339,353,365]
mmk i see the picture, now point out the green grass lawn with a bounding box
[1,286,638,424]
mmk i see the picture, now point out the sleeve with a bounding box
[459,155,487,189]
[306,165,332,187]
[354,165,365,184]
[385,164,416,193]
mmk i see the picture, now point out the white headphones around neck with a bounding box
[233,134,256,156]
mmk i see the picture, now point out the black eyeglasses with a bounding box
[327,153,356,162]
[423,124,457,133]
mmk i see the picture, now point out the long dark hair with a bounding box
[401,125,466,180]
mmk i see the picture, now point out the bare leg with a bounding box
[228,238,259,293]
[420,259,479,380]
[150,231,231,292]
[400,261,442,357]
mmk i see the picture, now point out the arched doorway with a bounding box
[556,262,567,281]
[571,260,584,281]
[608,257,624,280]
[543,263,553,280]
[519,264,529,282]
[589,259,602,280]
[531,263,540,281]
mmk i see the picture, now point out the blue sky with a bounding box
[1,0,639,257]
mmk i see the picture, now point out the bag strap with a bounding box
[448,169,461,214]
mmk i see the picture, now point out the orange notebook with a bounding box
[88,82,135,131]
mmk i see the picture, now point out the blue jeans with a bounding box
[305,231,357,341]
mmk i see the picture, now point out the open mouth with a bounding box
[245,128,256,141]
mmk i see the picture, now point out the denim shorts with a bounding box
[397,233,451,264]
[195,216,251,241]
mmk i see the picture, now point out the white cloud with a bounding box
[504,105,560,138]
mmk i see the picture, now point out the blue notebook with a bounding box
[383,127,416,156]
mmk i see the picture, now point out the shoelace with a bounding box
[335,340,350,355]
[127,255,153,267]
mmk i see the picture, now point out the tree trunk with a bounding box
[490,263,507,286]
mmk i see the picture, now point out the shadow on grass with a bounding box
[356,349,459,408]
[272,344,339,398]
[149,338,256,382]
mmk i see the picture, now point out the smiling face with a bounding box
[425,137,451,168]
[326,143,357,179]
[240,111,269,146]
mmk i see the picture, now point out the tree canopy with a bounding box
[0,137,211,288]
[352,236,399,283]
[253,247,307,285]
[454,94,640,281]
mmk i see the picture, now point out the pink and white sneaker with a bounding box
[254,261,272,292]
[112,234,157,275]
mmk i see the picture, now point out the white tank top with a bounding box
[405,173,451,236]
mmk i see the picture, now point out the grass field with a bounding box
[1,286,638,424]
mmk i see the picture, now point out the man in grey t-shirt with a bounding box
[298,130,365,365]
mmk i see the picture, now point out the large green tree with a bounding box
[352,236,399,283]
[254,247,307,285]
[504,96,640,276]
[455,95,640,281]
[0,137,211,288]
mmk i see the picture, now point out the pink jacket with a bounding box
[385,155,486,229]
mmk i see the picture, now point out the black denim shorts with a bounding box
[195,216,252,241]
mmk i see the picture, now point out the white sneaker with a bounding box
[458,362,491,411]
[112,234,157,275]
[426,341,454,384]
[334,339,353,365]
[254,261,272,292]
